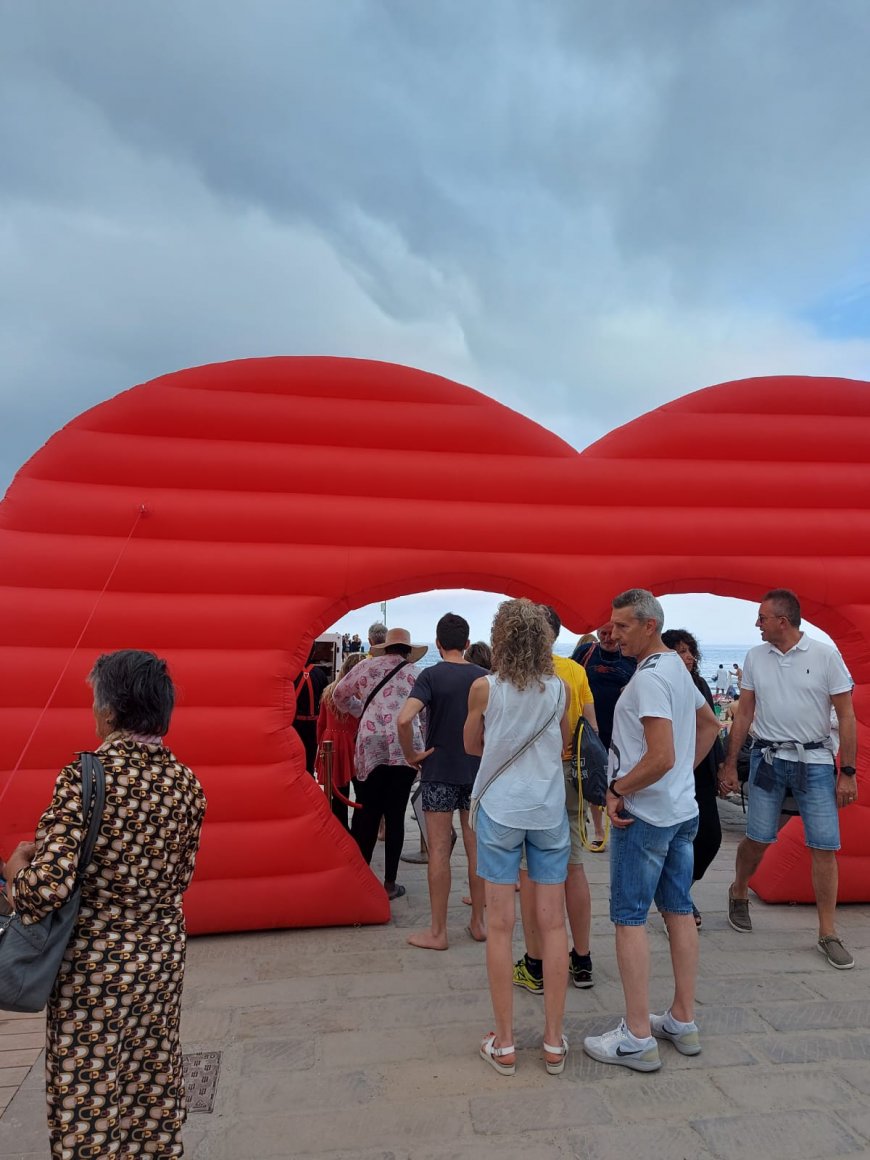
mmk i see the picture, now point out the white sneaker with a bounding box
[649,1010,701,1056]
[583,1019,661,1072]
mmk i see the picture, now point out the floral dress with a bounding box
[11,737,206,1159]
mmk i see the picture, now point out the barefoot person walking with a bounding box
[398,613,488,949]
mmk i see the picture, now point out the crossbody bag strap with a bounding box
[474,680,565,811]
[360,660,410,719]
[76,753,106,885]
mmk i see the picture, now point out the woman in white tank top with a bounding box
[464,599,572,1078]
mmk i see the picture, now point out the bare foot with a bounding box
[407,929,449,951]
[461,895,472,906]
[466,923,487,943]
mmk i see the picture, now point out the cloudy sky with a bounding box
[2,1,866,645]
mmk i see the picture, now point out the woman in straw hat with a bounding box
[333,628,427,900]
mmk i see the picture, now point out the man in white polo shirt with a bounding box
[583,589,720,1072]
[721,589,857,969]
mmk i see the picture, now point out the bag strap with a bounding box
[569,713,586,767]
[76,753,106,885]
[361,660,410,719]
[474,680,565,811]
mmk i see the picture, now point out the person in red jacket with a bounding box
[315,652,365,829]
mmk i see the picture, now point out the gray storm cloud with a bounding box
[1,0,869,492]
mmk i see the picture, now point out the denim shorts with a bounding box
[421,781,472,813]
[746,749,839,850]
[609,814,698,926]
[475,807,570,886]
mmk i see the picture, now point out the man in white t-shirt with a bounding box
[720,589,858,969]
[583,589,720,1073]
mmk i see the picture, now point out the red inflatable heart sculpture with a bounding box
[1,357,867,931]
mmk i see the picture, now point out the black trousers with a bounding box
[693,768,722,882]
[351,764,417,883]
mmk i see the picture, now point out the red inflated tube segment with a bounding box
[0,357,867,932]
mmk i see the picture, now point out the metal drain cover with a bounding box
[183,1051,222,1113]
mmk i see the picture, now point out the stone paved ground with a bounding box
[3,802,870,1160]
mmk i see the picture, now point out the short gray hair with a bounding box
[367,622,388,645]
[612,588,664,633]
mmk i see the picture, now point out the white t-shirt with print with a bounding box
[608,650,705,827]
[740,634,852,763]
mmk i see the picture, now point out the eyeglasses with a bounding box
[756,614,784,622]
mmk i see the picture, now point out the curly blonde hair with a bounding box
[490,599,554,690]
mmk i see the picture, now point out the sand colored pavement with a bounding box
[3,802,870,1159]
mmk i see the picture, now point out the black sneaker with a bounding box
[569,950,593,989]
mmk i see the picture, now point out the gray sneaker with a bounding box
[728,886,752,933]
[650,1010,701,1056]
[817,936,855,970]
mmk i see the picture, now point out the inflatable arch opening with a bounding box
[1,356,867,932]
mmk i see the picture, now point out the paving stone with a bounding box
[197,975,336,1008]
[602,1072,724,1121]
[711,1066,858,1109]
[222,1096,471,1156]
[837,1108,870,1144]
[754,1033,870,1065]
[226,1066,381,1115]
[755,999,870,1032]
[470,1087,609,1135]
[691,1108,866,1158]
[563,1121,714,1160]
[696,976,820,1005]
[341,968,452,999]
[231,1001,352,1037]
[0,1051,39,1069]
[833,1063,870,1096]
[320,1027,435,1067]
[0,1069,30,1089]
[180,1007,234,1044]
[238,1036,315,1074]
[0,1034,47,1054]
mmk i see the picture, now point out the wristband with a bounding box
[840,766,857,776]
[608,779,623,798]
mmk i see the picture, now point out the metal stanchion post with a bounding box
[321,740,334,809]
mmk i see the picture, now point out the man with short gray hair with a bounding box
[368,622,388,649]
[584,589,720,1071]
[720,588,857,969]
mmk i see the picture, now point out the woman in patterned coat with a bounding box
[5,650,206,1158]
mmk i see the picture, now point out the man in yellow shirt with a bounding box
[513,606,600,993]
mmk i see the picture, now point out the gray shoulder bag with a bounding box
[0,752,106,1013]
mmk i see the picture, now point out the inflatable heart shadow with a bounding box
[0,357,867,931]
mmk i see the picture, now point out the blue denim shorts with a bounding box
[609,814,698,926]
[746,749,839,850]
[475,807,570,886]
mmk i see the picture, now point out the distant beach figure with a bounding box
[713,664,729,694]
[465,598,571,1077]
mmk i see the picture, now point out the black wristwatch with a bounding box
[840,766,857,776]
[608,779,623,797]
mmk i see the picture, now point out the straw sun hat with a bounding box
[368,627,428,663]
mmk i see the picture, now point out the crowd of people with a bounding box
[0,586,859,1154]
[291,586,859,1076]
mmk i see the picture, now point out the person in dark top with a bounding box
[292,646,331,773]
[662,629,725,928]
[573,623,637,748]
[398,613,488,949]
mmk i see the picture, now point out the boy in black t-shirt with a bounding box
[398,613,487,949]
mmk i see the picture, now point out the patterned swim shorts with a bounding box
[421,781,473,813]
